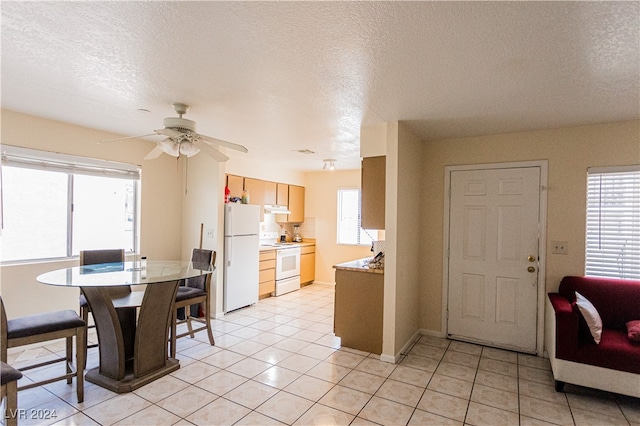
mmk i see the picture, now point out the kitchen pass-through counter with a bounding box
[333,257,384,354]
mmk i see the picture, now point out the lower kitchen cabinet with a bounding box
[333,266,383,354]
[300,244,315,285]
[259,250,276,298]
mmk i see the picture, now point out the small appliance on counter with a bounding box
[293,225,302,242]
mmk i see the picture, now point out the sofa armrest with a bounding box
[548,293,580,360]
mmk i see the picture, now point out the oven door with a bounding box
[276,247,300,280]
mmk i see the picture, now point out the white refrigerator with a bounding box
[223,203,260,312]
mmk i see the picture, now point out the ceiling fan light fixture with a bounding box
[180,142,200,157]
[323,159,336,171]
[158,138,179,157]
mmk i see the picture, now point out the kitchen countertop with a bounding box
[333,258,384,274]
[259,241,315,251]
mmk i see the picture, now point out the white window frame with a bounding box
[336,188,377,246]
[585,165,640,280]
[1,145,141,264]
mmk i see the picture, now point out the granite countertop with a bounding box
[333,258,384,274]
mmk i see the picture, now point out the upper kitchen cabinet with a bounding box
[288,185,305,223]
[276,183,289,206]
[243,178,265,206]
[226,174,244,199]
[264,181,277,206]
[361,156,385,229]
[243,178,266,220]
[276,184,305,223]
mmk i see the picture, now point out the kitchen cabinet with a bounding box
[264,181,277,205]
[226,174,244,199]
[288,185,305,223]
[333,263,383,354]
[300,244,315,285]
[361,156,386,229]
[259,250,276,298]
[276,183,289,206]
[275,184,305,224]
[243,178,266,220]
[243,178,265,206]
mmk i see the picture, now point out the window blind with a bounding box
[585,166,640,279]
[1,145,140,180]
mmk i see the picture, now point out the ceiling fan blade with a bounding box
[193,139,229,162]
[143,145,165,160]
[98,133,156,143]
[198,134,248,153]
[154,128,184,138]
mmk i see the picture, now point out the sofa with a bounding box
[546,276,640,398]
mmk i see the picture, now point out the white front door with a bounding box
[447,166,541,353]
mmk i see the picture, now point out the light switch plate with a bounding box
[552,240,568,255]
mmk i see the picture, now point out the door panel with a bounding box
[448,167,540,353]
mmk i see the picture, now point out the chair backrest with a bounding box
[185,249,215,290]
[79,249,129,297]
[1,297,8,361]
[79,249,125,266]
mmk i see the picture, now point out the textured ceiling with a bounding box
[2,2,639,170]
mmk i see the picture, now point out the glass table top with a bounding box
[37,260,213,287]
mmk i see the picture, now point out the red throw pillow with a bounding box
[627,320,640,343]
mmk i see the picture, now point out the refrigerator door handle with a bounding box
[226,237,232,266]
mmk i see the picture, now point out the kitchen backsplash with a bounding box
[260,213,316,241]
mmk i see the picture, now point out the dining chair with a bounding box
[1,361,22,426]
[79,249,128,366]
[0,297,85,403]
[170,249,216,358]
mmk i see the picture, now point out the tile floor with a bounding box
[4,282,639,426]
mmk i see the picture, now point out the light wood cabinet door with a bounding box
[243,178,265,206]
[300,245,315,284]
[288,185,305,223]
[276,183,289,206]
[264,181,277,205]
[226,174,244,199]
[361,156,385,229]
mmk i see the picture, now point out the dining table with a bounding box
[37,259,213,393]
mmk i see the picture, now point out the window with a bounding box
[585,166,640,279]
[337,188,377,246]
[1,146,140,263]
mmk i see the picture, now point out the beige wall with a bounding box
[303,170,372,283]
[419,120,640,333]
[1,110,184,318]
[392,123,423,355]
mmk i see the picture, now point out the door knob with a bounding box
[528,255,536,262]
[527,266,536,273]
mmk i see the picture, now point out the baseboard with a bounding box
[420,328,447,338]
[380,329,423,364]
[310,281,335,287]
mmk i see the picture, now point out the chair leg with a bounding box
[66,336,73,384]
[5,381,18,426]
[76,326,85,403]
[81,306,89,370]
[205,312,215,347]
[185,307,195,338]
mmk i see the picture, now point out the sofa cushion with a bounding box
[576,328,640,374]
[575,292,602,344]
[627,320,640,343]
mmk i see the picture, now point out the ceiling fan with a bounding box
[100,103,248,162]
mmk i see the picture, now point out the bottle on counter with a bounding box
[224,186,230,203]
[241,189,250,204]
